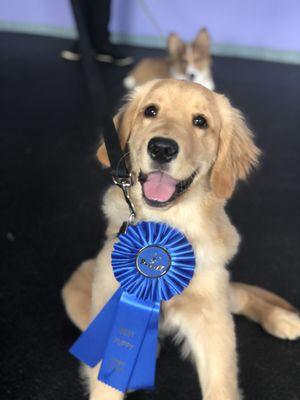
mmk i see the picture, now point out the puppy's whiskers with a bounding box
[187,164,200,179]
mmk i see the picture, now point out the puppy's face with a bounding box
[129,80,220,207]
[168,29,214,90]
[98,79,260,208]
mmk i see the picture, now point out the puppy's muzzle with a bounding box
[147,137,179,164]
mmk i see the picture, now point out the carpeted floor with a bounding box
[0,32,299,400]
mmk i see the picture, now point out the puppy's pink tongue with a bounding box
[143,172,177,202]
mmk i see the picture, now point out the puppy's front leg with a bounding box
[83,363,124,400]
[164,276,240,400]
[192,306,240,400]
[84,239,125,400]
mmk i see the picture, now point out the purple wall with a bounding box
[0,0,74,28]
[111,0,300,52]
[0,0,299,52]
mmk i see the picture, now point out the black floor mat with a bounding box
[0,32,299,400]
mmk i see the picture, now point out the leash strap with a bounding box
[70,0,135,228]
[70,0,130,181]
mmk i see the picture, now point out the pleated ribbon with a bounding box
[70,221,195,393]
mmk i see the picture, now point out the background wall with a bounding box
[1,0,300,64]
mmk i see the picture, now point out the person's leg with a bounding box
[61,0,91,61]
[62,0,133,65]
[90,0,133,65]
[88,0,111,51]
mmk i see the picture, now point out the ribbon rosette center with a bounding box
[136,245,171,278]
[70,221,195,393]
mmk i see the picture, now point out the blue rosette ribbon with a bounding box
[69,221,195,393]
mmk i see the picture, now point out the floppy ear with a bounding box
[96,141,110,167]
[96,81,158,167]
[210,95,261,199]
[193,28,211,55]
[96,98,138,167]
[168,33,185,58]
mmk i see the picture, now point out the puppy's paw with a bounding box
[263,307,300,340]
[204,388,241,400]
[89,384,124,400]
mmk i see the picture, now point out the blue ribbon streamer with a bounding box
[69,221,195,393]
[70,289,159,391]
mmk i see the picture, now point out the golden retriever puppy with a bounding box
[63,79,300,400]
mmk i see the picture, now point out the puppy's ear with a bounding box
[96,83,155,167]
[210,95,260,198]
[96,103,132,167]
[193,28,211,56]
[168,33,185,58]
[96,142,110,167]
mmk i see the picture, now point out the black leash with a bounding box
[70,0,130,181]
[70,0,135,227]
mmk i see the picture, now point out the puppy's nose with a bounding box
[148,137,179,163]
[188,73,195,81]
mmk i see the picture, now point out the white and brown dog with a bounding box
[63,79,300,400]
[124,29,215,91]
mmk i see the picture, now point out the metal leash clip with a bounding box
[112,174,136,235]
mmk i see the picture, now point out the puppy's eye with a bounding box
[144,105,158,118]
[193,115,208,129]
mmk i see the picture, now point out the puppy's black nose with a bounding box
[188,73,195,81]
[148,137,179,163]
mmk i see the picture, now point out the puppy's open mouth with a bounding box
[139,170,197,208]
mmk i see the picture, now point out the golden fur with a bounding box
[63,79,300,400]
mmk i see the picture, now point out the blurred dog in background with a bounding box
[124,28,215,90]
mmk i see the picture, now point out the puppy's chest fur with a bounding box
[99,185,240,346]
[103,185,240,272]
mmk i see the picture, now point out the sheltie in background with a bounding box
[124,28,215,90]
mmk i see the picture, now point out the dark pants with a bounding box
[76,0,111,51]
